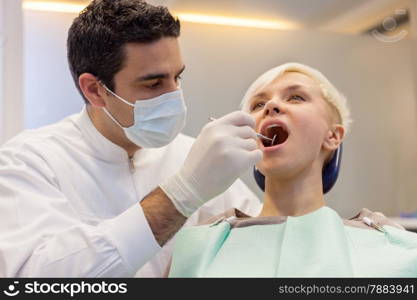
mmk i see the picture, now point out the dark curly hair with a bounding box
[67,0,181,103]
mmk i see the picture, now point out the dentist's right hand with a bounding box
[160,111,263,217]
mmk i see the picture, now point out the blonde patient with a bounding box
[244,63,346,218]
[168,63,417,277]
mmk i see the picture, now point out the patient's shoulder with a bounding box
[197,207,406,232]
[344,208,405,230]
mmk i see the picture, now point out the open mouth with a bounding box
[260,124,289,147]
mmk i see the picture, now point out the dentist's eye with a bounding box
[146,80,161,89]
[174,75,182,87]
[288,95,305,102]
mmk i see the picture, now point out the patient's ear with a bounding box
[323,124,345,151]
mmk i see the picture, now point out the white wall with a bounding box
[0,0,23,144]
[22,9,417,217]
[0,0,3,140]
[23,10,83,129]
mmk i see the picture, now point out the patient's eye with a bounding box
[288,95,305,102]
[251,102,265,112]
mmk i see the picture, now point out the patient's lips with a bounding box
[259,120,289,150]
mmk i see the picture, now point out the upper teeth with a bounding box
[266,124,279,129]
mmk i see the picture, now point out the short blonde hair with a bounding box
[241,62,352,133]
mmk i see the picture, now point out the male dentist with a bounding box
[0,0,262,277]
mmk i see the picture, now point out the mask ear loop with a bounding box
[253,144,343,194]
[102,107,125,129]
[100,81,135,107]
[99,81,133,128]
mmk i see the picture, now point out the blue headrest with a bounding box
[253,144,343,194]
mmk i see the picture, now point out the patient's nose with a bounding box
[263,100,281,117]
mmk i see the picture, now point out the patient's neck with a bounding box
[259,164,325,217]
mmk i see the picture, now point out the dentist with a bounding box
[0,0,262,277]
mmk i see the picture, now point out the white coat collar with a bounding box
[75,106,130,163]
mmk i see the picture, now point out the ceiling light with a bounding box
[22,2,298,31]
[175,12,297,30]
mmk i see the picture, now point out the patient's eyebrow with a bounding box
[283,84,308,93]
[250,84,310,103]
[251,92,268,100]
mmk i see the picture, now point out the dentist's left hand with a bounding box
[160,111,263,217]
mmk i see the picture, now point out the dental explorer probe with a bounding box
[209,117,276,144]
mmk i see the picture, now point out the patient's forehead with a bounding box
[252,71,323,98]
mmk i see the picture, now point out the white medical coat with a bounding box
[0,107,261,277]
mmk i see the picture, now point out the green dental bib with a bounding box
[169,207,417,277]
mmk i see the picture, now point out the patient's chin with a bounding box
[258,162,290,177]
[259,156,287,169]
[260,156,308,180]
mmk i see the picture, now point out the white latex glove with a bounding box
[160,111,263,217]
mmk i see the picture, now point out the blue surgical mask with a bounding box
[102,85,187,148]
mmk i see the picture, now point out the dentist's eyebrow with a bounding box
[175,65,186,77]
[136,65,186,82]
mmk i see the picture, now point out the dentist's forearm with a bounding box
[141,187,187,246]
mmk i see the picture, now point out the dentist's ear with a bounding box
[78,73,106,107]
[323,124,345,152]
